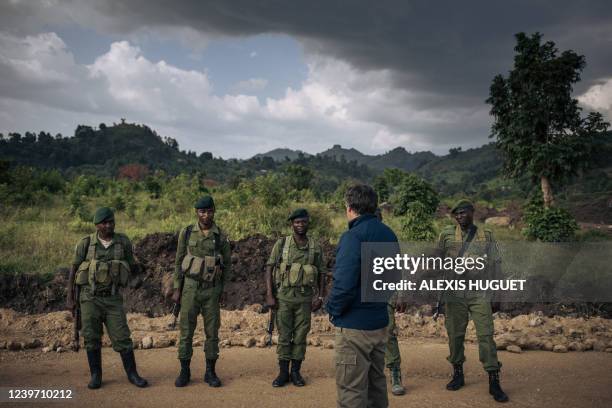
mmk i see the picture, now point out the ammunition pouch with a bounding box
[275,262,318,288]
[77,260,130,287]
[273,236,319,289]
[182,254,222,282]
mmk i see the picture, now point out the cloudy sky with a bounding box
[1,0,611,158]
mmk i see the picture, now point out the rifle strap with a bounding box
[457,225,477,257]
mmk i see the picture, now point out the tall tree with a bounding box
[487,32,609,208]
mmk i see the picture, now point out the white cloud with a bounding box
[0,31,492,158]
[579,77,612,118]
[249,51,257,58]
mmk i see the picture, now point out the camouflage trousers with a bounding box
[444,294,501,372]
[177,278,222,361]
[79,286,133,352]
[276,299,312,361]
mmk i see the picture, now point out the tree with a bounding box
[389,173,439,216]
[285,164,313,191]
[487,32,609,208]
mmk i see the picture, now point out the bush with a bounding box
[399,202,437,242]
[390,174,439,216]
[523,196,579,242]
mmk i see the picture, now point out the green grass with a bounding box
[0,191,529,276]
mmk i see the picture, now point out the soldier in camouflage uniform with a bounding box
[437,199,508,403]
[375,208,406,396]
[66,207,148,389]
[265,208,326,387]
[172,196,232,388]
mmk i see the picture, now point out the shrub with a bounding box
[390,174,439,216]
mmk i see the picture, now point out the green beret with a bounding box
[288,208,309,221]
[194,195,215,209]
[93,207,114,224]
[451,199,474,214]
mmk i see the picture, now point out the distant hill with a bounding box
[252,148,311,162]
[318,144,370,164]
[367,147,436,172]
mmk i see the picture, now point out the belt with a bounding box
[186,276,219,289]
[81,285,116,297]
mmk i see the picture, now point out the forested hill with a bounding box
[1,123,611,197]
[0,122,373,192]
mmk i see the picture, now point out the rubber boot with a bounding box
[290,359,305,386]
[119,349,148,388]
[446,363,465,391]
[175,359,191,387]
[204,359,222,387]
[272,360,290,387]
[86,349,102,390]
[389,364,406,396]
[488,370,509,403]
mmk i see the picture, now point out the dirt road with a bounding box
[2,341,611,408]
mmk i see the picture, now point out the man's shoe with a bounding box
[175,359,191,387]
[446,363,465,391]
[86,349,102,389]
[290,360,305,387]
[272,360,290,387]
[488,370,509,403]
[389,364,406,396]
[119,349,148,388]
[204,359,222,387]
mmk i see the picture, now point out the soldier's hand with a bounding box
[172,288,181,304]
[395,301,407,313]
[311,298,323,312]
[265,294,276,309]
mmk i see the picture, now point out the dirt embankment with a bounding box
[0,233,337,315]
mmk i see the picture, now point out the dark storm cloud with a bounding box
[45,0,612,107]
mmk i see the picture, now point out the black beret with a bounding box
[194,196,215,209]
[451,199,474,214]
[288,208,309,221]
[93,207,114,224]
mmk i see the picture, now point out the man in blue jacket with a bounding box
[326,184,398,408]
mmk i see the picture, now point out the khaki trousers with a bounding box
[335,326,388,408]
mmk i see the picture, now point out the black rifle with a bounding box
[433,225,477,321]
[265,306,276,347]
[72,285,81,352]
[170,225,193,329]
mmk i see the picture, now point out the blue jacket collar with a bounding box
[348,213,376,229]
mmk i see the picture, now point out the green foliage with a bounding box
[389,173,439,216]
[285,164,313,191]
[373,168,407,202]
[0,165,65,205]
[487,32,609,206]
[523,194,578,242]
[399,202,437,242]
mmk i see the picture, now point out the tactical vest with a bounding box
[75,234,130,292]
[180,224,224,282]
[447,225,491,273]
[273,236,319,288]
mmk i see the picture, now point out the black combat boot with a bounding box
[488,370,509,403]
[119,349,148,388]
[446,363,465,391]
[290,360,305,386]
[272,360,290,387]
[204,359,222,387]
[175,359,191,387]
[389,364,406,396]
[86,349,102,389]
